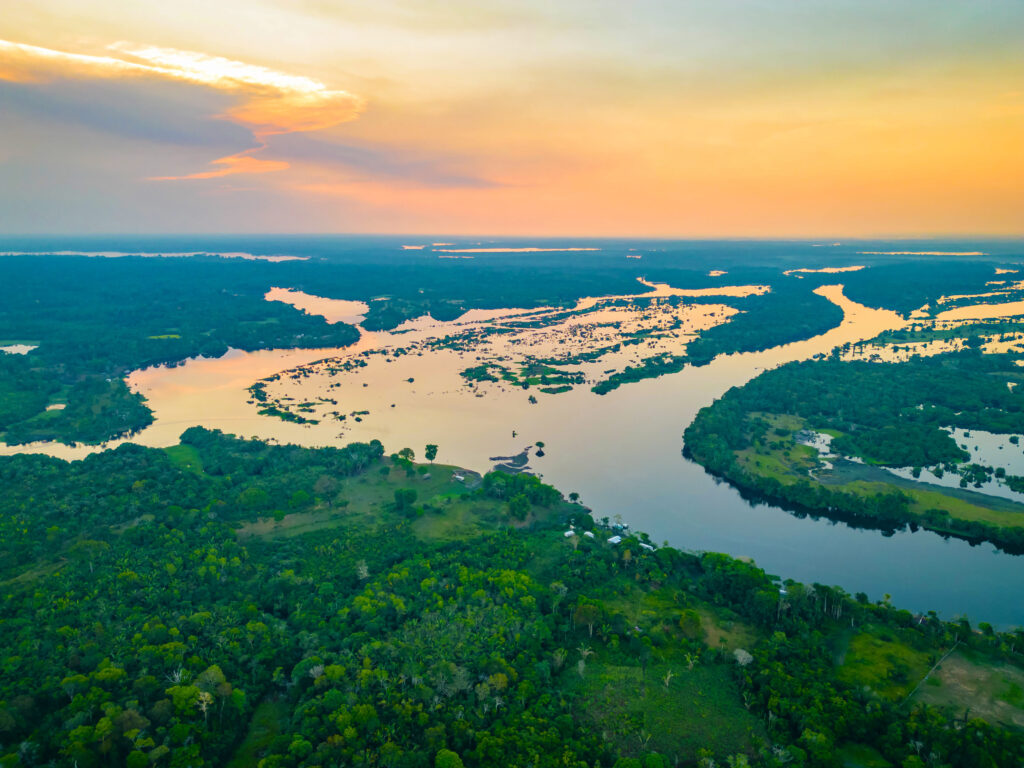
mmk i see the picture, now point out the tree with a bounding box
[679,609,702,639]
[436,749,465,768]
[535,441,546,457]
[425,444,438,463]
[394,488,418,513]
[574,603,600,636]
[508,493,530,521]
[550,582,568,615]
[569,491,580,503]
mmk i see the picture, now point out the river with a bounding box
[3,282,1023,627]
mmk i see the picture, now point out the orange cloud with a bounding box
[150,148,290,180]
[0,39,364,178]
[108,43,364,137]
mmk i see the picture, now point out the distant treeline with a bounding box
[2,252,1019,443]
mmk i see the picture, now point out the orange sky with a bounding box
[1,1,1022,236]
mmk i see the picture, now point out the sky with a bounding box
[1,0,1022,237]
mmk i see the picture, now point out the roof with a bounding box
[607,535,622,545]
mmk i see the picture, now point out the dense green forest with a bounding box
[0,256,362,446]
[826,262,1000,317]
[4,249,1020,445]
[684,350,1024,551]
[685,283,844,365]
[0,253,849,445]
[591,284,844,394]
[1,429,1023,766]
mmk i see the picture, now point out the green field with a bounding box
[164,443,205,473]
[235,461,571,542]
[914,650,1024,729]
[836,624,933,700]
[564,661,763,762]
[719,409,1024,545]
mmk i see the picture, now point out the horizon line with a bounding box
[2,232,1024,242]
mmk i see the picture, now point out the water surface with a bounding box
[4,283,1024,626]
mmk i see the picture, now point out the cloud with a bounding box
[0,78,248,151]
[269,133,498,188]
[0,39,364,179]
[107,43,363,137]
[149,147,290,180]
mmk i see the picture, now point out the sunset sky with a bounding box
[1,1,1022,237]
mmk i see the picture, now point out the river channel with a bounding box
[4,282,1024,626]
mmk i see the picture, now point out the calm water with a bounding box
[4,279,1024,626]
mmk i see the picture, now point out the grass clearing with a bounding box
[827,461,1024,529]
[738,418,1024,534]
[736,444,818,485]
[601,584,759,653]
[411,500,499,541]
[905,487,1024,529]
[736,412,822,485]
[913,650,1024,728]
[565,660,763,762]
[696,606,759,652]
[235,460,572,542]
[164,444,205,474]
[603,584,686,631]
[837,625,933,700]
[1,558,68,587]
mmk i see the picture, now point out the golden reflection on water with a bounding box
[264,287,369,324]
[935,301,1024,321]
[0,281,903,465]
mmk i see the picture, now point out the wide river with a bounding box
[4,283,1024,627]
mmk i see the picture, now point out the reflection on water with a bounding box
[573,277,767,311]
[856,250,989,257]
[936,280,1024,307]
[0,344,37,355]
[6,286,1024,625]
[265,287,369,325]
[936,301,1024,321]
[842,338,963,363]
[434,247,601,253]
[0,250,307,262]
[886,428,1024,503]
[783,265,865,276]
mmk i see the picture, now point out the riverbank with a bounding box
[683,353,1024,554]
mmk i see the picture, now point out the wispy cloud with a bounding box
[0,39,364,179]
[149,146,290,180]
[107,43,363,137]
[270,133,498,188]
